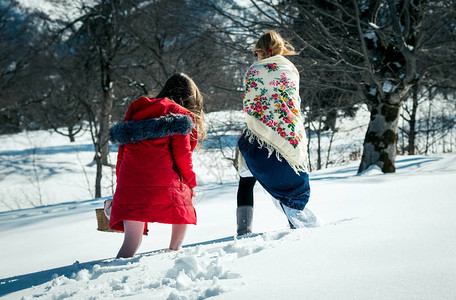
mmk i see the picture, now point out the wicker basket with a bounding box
[95,208,122,233]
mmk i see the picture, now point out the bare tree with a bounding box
[120,0,244,112]
[213,0,456,173]
[400,0,456,155]
[400,85,421,155]
[38,0,134,197]
[0,0,48,133]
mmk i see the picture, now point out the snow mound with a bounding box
[357,164,383,176]
[2,230,295,299]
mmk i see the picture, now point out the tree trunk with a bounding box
[424,100,432,154]
[306,121,312,172]
[325,129,336,168]
[94,62,114,197]
[99,89,113,166]
[99,58,114,166]
[316,120,322,170]
[68,126,76,143]
[95,151,102,198]
[407,85,419,155]
[358,101,401,173]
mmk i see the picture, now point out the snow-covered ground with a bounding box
[1,107,456,299]
[6,1,456,297]
[1,122,456,298]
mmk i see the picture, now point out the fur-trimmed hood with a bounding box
[110,114,194,145]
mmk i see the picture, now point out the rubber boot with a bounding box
[237,205,253,236]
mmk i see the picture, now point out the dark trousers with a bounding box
[237,177,256,207]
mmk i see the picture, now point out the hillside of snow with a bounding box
[0,108,455,299]
[1,152,455,298]
[0,109,370,212]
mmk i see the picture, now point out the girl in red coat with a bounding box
[109,73,205,258]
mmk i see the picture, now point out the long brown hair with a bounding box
[156,73,206,142]
[253,30,297,59]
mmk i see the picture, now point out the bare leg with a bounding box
[116,220,144,258]
[169,224,187,250]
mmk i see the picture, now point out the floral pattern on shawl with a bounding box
[243,61,303,148]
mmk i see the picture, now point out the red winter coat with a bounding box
[109,97,197,234]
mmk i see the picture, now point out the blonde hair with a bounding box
[253,30,297,59]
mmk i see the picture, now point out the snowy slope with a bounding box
[0,108,369,212]
[1,153,456,299]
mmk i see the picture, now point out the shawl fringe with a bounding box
[110,114,194,145]
[244,129,309,174]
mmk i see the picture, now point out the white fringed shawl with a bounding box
[242,55,309,173]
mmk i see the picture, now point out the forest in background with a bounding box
[1,0,455,197]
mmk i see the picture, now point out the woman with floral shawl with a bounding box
[236,30,318,235]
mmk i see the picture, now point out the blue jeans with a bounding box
[238,134,311,211]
